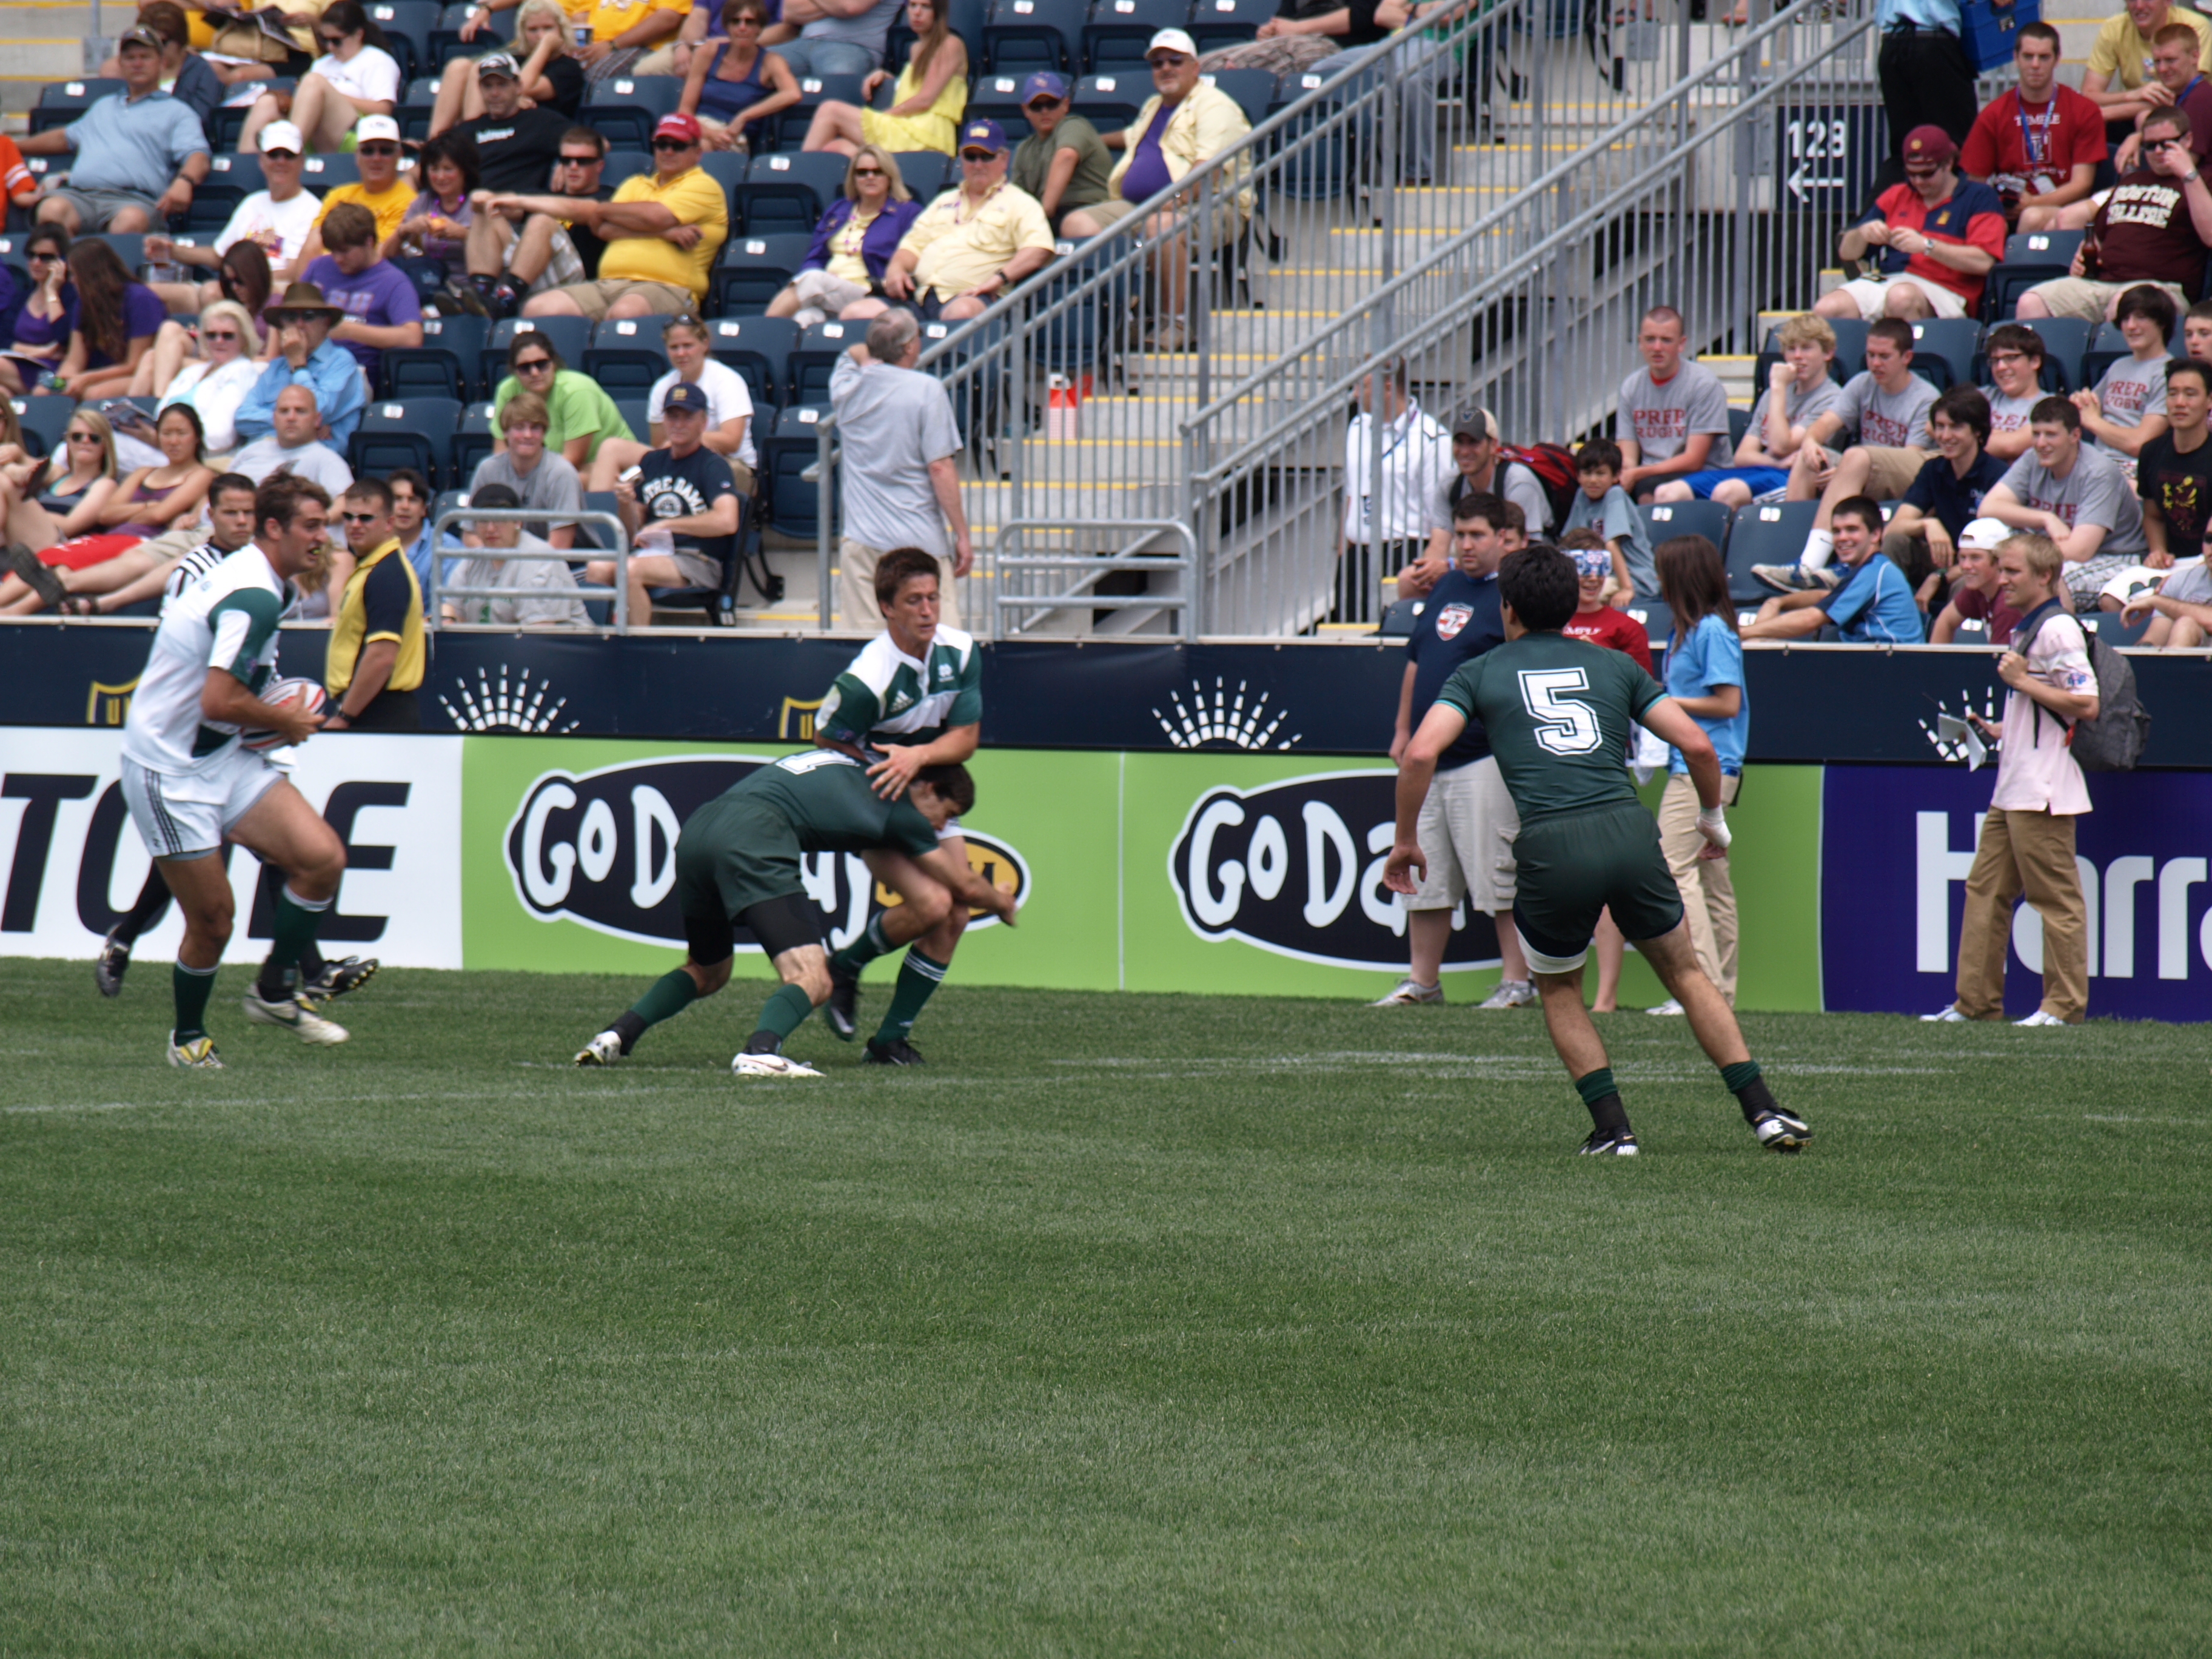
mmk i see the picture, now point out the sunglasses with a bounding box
[729,12,763,22]
[651,137,697,151]
[358,143,400,156]
[320,33,348,46]
[514,358,554,372]
[205,329,240,341]
[959,150,996,161]
[340,511,383,524]
[1149,52,1190,66]
[852,166,885,178]
[67,431,100,441]
[559,153,602,166]
[1025,98,1062,111]
[27,251,55,263]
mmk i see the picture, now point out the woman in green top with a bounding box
[1008,72,1115,232]
[491,334,635,471]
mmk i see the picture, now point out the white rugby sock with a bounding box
[1800,528,1835,571]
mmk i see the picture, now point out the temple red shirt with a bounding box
[1960,86,2107,199]
[1563,605,1655,674]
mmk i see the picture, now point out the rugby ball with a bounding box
[241,676,328,750]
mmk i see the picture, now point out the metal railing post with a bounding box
[429,508,631,632]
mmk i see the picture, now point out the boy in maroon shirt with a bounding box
[1558,532,1655,673]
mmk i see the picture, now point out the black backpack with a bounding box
[2009,601,2150,771]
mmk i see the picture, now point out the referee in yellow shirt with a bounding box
[325,478,426,732]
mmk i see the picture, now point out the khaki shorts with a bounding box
[552,277,697,320]
[1855,444,1931,498]
[837,537,964,631]
[1834,275,1968,321]
[1083,192,1245,244]
[2024,276,2189,322]
[1410,753,1518,913]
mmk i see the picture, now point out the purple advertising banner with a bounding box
[1821,765,2212,1023]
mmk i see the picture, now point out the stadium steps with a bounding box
[0,0,98,119]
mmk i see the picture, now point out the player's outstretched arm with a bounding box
[917,845,1016,926]
[1637,699,1731,858]
[1382,702,1468,894]
[868,721,979,799]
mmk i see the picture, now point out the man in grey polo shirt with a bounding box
[830,309,971,629]
[18,25,209,234]
[1979,394,2153,605]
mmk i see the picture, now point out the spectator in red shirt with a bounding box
[1961,22,2106,227]
[2017,106,2212,320]
[1928,518,2026,643]
[1815,124,2006,322]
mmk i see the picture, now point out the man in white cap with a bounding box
[1061,28,1252,350]
[288,114,418,276]
[144,120,323,313]
[1927,517,2025,642]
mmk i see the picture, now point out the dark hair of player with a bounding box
[345,476,394,513]
[209,471,256,506]
[1452,489,1503,527]
[1655,534,1735,638]
[1931,384,1992,445]
[874,546,942,607]
[1575,437,1622,475]
[2168,357,2211,394]
[1496,545,1578,631]
[914,763,976,815]
[1831,495,1885,535]
[254,473,331,538]
[1867,317,1915,357]
[2030,394,2080,431]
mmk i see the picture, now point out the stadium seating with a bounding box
[615,398,652,445]
[965,73,1031,141]
[741,152,849,235]
[1721,501,1816,603]
[1639,500,1731,557]
[190,153,266,232]
[791,320,862,406]
[763,404,836,535]
[30,79,120,134]
[1983,230,2083,323]
[210,83,297,152]
[352,397,464,488]
[367,1,440,79]
[585,315,677,397]
[648,495,754,626]
[1727,406,1752,449]
[699,150,749,196]
[300,154,363,191]
[1188,0,1273,55]
[984,0,1084,75]
[771,73,865,151]
[13,396,75,458]
[397,75,444,141]
[1620,597,1672,651]
[705,315,799,413]
[712,232,812,317]
[85,232,147,274]
[452,402,498,483]
[384,313,490,401]
[600,149,652,191]
[1074,72,1144,130]
[1201,67,1275,127]
[583,76,686,149]
[1084,0,1187,73]
[1267,67,1352,202]
[428,0,513,65]
[892,151,954,199]
[1904,318,1978,392]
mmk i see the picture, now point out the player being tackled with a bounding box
[574,752,1014,1076]
[1384,545,1811,1156]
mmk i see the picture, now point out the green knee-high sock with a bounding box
[831,913,895,974]
[256,885,332,1000]
[752,982,816,1045]
[173,960,217,1042]
[1574,1065,1631,1136]
[607,968,700,1052]
[873,948,948,1045]
[1720,1059,1777,1125]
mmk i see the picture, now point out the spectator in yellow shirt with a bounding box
[840,117,1054,324]
[286,115,417,280]
[524,112,728,317]
[574,0,687,83]
[2083,0,2212,142]
[1062,28,1251,350]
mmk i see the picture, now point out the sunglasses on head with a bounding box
[651,136,695,150]
[358,142,400,156]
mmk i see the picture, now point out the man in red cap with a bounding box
[1814,124,2006,323]
[523,112,726,320]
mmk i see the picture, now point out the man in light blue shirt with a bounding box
[1741,495,1925,643]
[17,25,208,233]
[233,282,370,447]
[1875,0,1991,189]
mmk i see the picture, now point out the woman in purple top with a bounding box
[395,133,480,283]
[55,240,168,401]
[766,145,924,326]
[0,226,73,397]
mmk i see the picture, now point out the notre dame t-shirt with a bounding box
[1435,631,1666,825]
[2136,429,2212,560]
[639,443,742,568]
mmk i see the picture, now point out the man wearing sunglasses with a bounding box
[289,115,419,279]
[843,118,1053,325]
[1061,29,1252,352]
[233,282,372,451]
[19,24,210,236]
[466,127,611,321]
[1007,72,1113,232]
[326,477,426,733]
[145,121,324,314]
[524,113,726,320]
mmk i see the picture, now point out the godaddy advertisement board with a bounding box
[8,728,2212,1016]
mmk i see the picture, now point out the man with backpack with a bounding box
[1394,412,1572,602]
[1925,531,2103,1027]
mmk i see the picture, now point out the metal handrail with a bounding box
[990,518,1198,639]
[430,508,631,632]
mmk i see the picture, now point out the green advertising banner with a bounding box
[460,738,1824,1011]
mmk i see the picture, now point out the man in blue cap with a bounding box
[592,380,745,627]
[1008,72,1116,231]
[841,116,1056,324]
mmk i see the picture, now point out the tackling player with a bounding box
[116,475,352,1068]
[1384,545,1812,1157]
[574,751,1014,1077]
[95,472,377,1010]
[811,546,984,1065]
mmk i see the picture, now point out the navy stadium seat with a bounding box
[209,79,295,151]
[1905,318,1979,392]
[585,315,676,396]
[1983,229,2083,321]
[1073,71,1144,130]
[1188,0,1275,55]
[451,401,498,484]
[30,79,121,134]
[383,312,488,400]
[705,315,797,412]
[600,149,652,190]
[965,72,1031,142]
[350,397,463,488]
[429,0,514,65]
[891,150,953,199]
[984,0,1084,73]
[1638,500,1732,559]
[581,75,685,148]
[769,72,864,150]
[396,73,444,141]
[763,404,835,536]
[85,233,147,275]
[1721,500,1817,603]
[649,494,753,625]
[614,397,651,444]
[1082,0,1186,72]
[299,153,361,190]
[740,152,848,235]
[2080,318,2189,390]
[699,149,749,196]
[712,232,812,316]
[791,318,863,405]
[1200,67,1275,127]
[1999,315,2093,394]
[1620,597,1674,652]
[367,1,441,79]
[190,153,266,231]
[13,395,76,458]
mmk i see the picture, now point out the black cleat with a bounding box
[1752,1107,1812,1152]
[95,927,131,997]
[863,1037,925,1066]
[301,956,378,1005]
[1578,1127,1640,1156]
[824,959,860,1041]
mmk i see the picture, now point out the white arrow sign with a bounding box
[1787,161,1845,202]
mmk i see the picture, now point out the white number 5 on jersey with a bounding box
[1517,667,1603,754]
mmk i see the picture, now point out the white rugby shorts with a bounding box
[121,746,284,860]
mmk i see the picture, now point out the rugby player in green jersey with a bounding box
[811,547,985,1063]
[574,751,1014,1078]
[1384,545,1812,1156]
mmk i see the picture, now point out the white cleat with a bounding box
[166,1032,223,1069]
[240,988,349,1045]
[2014,1010,2072,1027]
[574,1031,624,1066]
[1921,1006,1971,1023]
[1647,997,1686,1016]
[1476,979,1538,1010]
[732,1050,823,1078]
[1370,977,1444,1006]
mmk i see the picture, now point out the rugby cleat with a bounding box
[240,987,349,1045]
[95,927,132,997]
[823,959,861,1041]
[1370,977,1445,1006]
[166,1032,223,1069]
[1751,1107,1813,1152]
[732,1050,823,1078]
[863,1037,925,1066]
[2014,1010,2071,1027]
[1751,561,1842,595]
[574,1030,624,1066]
[301,956,378,1005]
[1647,997,1686,1016]
[1920,1005,1971,1022]
[1476,979,1538,1010]
[1579,1127,1639,1156]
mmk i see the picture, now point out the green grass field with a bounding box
[2,957,2207,1655]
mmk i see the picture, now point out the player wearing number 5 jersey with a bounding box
[1384,545,1811,1157]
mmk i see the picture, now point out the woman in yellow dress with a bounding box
[800,0,967,159]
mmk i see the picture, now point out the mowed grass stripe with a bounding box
[1,962,2206,1654]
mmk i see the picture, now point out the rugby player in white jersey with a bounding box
[117,474,352,1067]
[810,546,984,1065]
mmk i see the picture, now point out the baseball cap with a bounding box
[1147,27,1198,58]
[470,481,521,511]
[662,382,712,414]
[354,113,401,145]
[1452,410,1491,443]
[959,118,1008,154]
[259,120,305,155]
[1957,517,2010,552]
[1902,124,1957,168]
[117,24,164,52]
[475,50,520,80]
[1569,545,1612,579]
[653,112,703,145]
[1019,71,1070,103]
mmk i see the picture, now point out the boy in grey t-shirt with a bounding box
[1616,306,1732,498]
[1983,401,2152,604]
[1565,437,1657,596]
[2074,286,2178,480]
